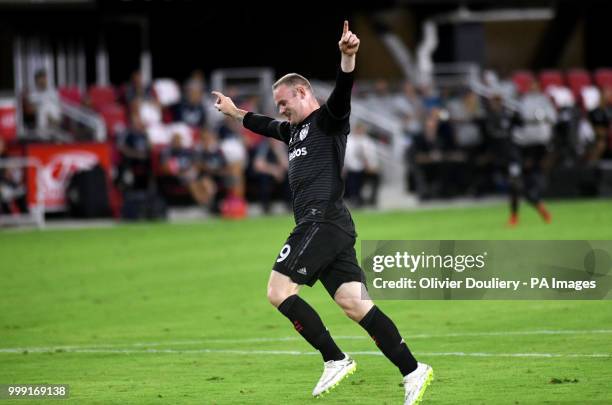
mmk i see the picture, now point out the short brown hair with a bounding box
[273,73,312,91]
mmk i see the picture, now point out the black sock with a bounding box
[277,295,344,362]
[359,306,418,376]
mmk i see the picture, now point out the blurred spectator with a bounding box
[252,138,289,213]
[586,87,612,162]
[344,122,380,207]
[393,80,425,139]
[449,90,484,146]
[420,83,443,111]
[513,81,557,146]
[175,79,207,128]
[364,79,396,116]
[480,93,519,192]
[217,116,248,200]
[125,70,157,105]
[24,69,61,133]
[408,109,464,199]
[125,71,162,127]
[0,137,28,214]
[239,95,265,151]
[185,70,225,132]
[548,87,580,167]
[161,132,214,206]
[507,141,552,226]
[117,113,152,191]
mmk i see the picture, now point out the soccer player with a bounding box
[212,21,433,404]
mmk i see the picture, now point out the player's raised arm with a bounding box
[325,20,359,121]
[338,20,360,73]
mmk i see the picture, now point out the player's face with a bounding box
[273,84,303,125]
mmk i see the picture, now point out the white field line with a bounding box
[1,329,611,354]
[0,347,610,358]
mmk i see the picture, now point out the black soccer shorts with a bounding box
[272,221,366,297]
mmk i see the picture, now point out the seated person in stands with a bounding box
[24,69,61,133]
[125,70,157,105]
[252,137,289,213]
[174,79,207,128]
[193,128,229,207]
[117,113,151,191]
[586,87,612,162]
[0,137,28,214]
[161,132,215,206]
[125,70,162,127]
[216,116,247,202]
[408,108,465,199]
[344,122,380,207]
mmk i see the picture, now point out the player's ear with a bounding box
[296,86,307,99]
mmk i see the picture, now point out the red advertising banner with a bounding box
[26,143,111,212]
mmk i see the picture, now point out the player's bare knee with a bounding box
[267,287,287,307]
[334,296,361,321]
[267,284,298,307]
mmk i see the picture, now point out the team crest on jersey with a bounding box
[299,123,310,141]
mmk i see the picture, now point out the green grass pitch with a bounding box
[1,199,611,404]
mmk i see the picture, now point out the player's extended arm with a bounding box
[326,20,360,119]
[212,91,289,142]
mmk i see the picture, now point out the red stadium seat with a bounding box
[538,70,564,90]
[566,69,592,98]
[58,86,82,105]
[594,68,612,88]
[512,70,535,94]
[88,85,117,111]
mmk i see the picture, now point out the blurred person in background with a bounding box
[408,108,463,199]
[160,132,214,206]
[344,121,380,207]
[252,137,289,214]
[125,70,157,106]
[216,115,248,203]
[364,79,395,116]
[481,93,519,193]
[0,137,28,214]
[117,113,152,191]
[547,87,580,168]
[514,81,557,146]
[507,82,554,226]
[125,70,162,128]
[24,69,61,134]
[192,128,225,208]
[175,79,207,128]
[447,89,484,195]
[393,80,425,141]
[239,95,265,152]
[586,87,612,162]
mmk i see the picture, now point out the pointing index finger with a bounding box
[343,20,348,35]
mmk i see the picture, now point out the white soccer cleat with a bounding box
[312,353,356,397]
[403,362,434,405]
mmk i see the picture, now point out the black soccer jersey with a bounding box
[243,70,356,237]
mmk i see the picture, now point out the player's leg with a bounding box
[269,224,346,363]
[321,245,433,405]
[508,160,522,226]
[523,165,551,223]
[267,270,344,362]
[333,281,419,376]
[270,223,357,396]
